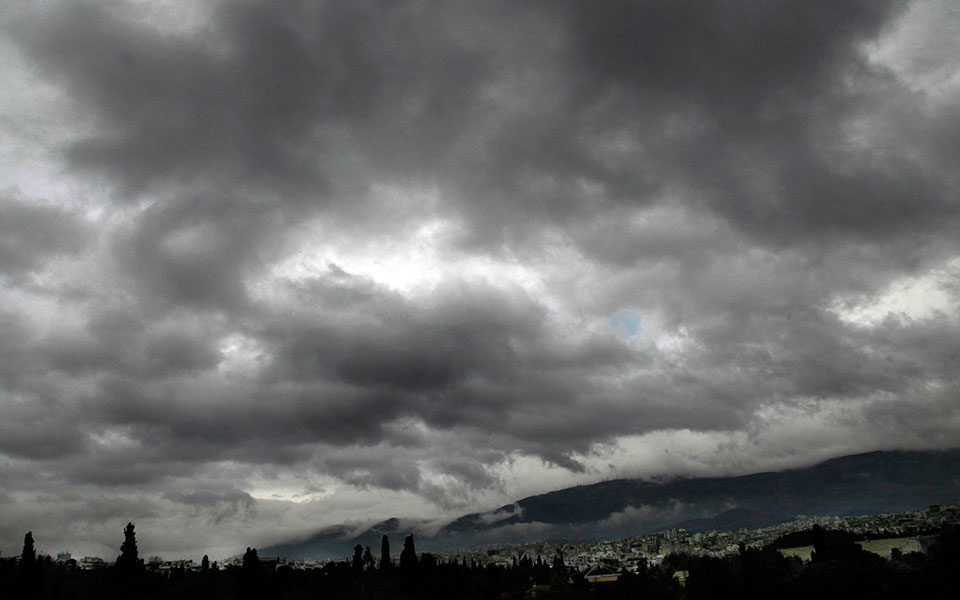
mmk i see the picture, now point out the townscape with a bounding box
[3,505,959,599]
[435,504,960,574]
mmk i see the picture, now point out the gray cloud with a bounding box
[1,0,959,558]
[0,192,91,279]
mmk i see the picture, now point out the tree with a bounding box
[399,534,418,572]
[352,544,364,574]
[239,547,263,600]
[242,547,260,571]
[420,553,437,569]
[117,522,141,572]
[201,554,210,571]
[812,524,825,560]
[380,535,391,570]
[21,531,36,566]
[550,549,568,588]
[551,549,565,573]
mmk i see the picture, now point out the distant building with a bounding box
[584,565,620,583]
[259,556,287,571]
[56,552,72,562]
[79,556,106,570]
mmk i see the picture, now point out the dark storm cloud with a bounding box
[261,273,545,386]
[163,487,255,511]
[41,307,224,378]
[0,406,85,460]
[561,0,898,107]
[11,2,325,196]
[9,0,953,250]
[0,310,35,386]
[112,193,274,310]
[8,0,497,199]
[2,0,960,557]
[480,0,959,248]
[0,192,91,278]
[253,271,661,456]
[42,269,639,479]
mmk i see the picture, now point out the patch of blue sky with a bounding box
[607,309,642,340]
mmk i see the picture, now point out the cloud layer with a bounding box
[1,0,959,559]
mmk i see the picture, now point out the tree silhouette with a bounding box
[399,534,418,572]
[550,549,568,588]
[352,544,364,574]
[21,531,36,566]
[201,554,210,571]
[242,547,260,571]
[379,535,391,570]
[116,522,141,572]
[239,546,263,600]
[811,524,825,561]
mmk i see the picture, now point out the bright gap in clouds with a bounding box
[216,333,266,380]
[262,190,565,305]
[865,0,960,102]
[246,471,334,504]
[830,257,960,327]
[607,309,642,340]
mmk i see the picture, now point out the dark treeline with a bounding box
[2,524,959,599]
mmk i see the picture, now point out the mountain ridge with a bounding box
[262,448,960,559]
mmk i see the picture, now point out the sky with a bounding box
[1,0,959,561]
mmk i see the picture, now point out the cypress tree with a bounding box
[117,523,140,571]
[399,535,418,572]
[352,544,364,574]
[21,531,36,566]
[379,535,391,570]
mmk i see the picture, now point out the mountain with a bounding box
[666,507,790,532]
[263,517,410,562]
[262,449,960,559]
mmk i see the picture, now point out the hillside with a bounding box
[263,449,960,559]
